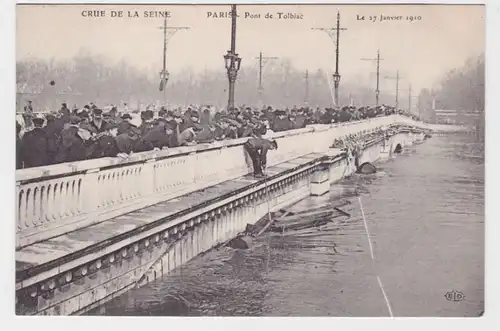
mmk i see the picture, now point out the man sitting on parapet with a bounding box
[244,136,278,179]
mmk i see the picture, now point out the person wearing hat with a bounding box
[117,113,139,136]
[178,109,202,135]
[294,108,307,128]
[225,118,240,139]
[244,136,278,178]
[200,108,211,126]
[43,113,61,165]
[213,119,229,141]
[115,114,142,155]
[178,126,197,146]
[79,110,98,136]
[16,121,23,169]
[90,108,109,134]
[22,100,34,130]
[272,109,292,132]
[237,117,255,138]
[55,116,87,163]
[87,123,120,159]
[20,116,49,168]
[24,100,33,113]
[194,122,218,144]
[139,110,156,137]
[337,106,351,123]
[134,118,176,152]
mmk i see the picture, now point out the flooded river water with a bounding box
[87,134,484,317]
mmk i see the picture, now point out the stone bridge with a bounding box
[15,115,436,315]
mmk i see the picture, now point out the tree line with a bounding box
[418,53,485,113]
[17,50,400,112]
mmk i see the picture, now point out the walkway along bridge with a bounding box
[15,115,461,315]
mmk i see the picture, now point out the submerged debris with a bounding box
[356,162,377,174]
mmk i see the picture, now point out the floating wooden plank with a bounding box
[334,207,351,217]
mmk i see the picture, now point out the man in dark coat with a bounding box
[89,108,109,134]
[244,137,278,178]
[16,121,22,169]
[86,124,119,159]
[115,115,142,155]
[60,103,70,115]
[272,110,292,132]
[139,110,156,136]
[20,117,49,168]
[200,108,211,126]
[320,108,335,124]
[294,108,307,129]
[179,110,201,133]
[338,106,352,123]
[44,114,61,165]
[22,100,34,129]
[195,124,216,144]
[117,113,140,137]
[134,122,173,152]
[55,116,87,163]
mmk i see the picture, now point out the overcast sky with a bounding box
[16,4,484,91]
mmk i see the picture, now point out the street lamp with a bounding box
[333,73,341,86]
[224,51,242,111]
[234,54,242,71]
[159,69,170,96]
[225,4,241,111]
[160,69,170,82]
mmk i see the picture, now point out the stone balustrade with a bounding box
[15,115,422,249]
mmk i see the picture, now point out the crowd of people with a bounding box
[16,100,420,170]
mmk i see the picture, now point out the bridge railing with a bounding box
[15,115,419,248]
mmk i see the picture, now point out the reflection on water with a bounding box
[87,134,484,317]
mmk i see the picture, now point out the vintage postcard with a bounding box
[14,2,484,318]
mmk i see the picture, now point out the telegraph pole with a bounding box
[312,9,347,106]
[254,52,277,105]
[255,52,278,91]
[408,83,412,113]
[304,69,309,104]
[384,70,402,109]
[157,16,189,105]
[360,50,384,106]
[223,5,242,111]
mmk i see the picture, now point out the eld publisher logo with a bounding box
[444,290,465,302]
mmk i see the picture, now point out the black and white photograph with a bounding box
[12,2,486,319]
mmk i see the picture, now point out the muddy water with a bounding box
[87,134,484,317]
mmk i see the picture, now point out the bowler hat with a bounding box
[69,116,81,125]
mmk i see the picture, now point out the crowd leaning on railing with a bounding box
[15,101,421,170]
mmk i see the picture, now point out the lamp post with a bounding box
[312,10,346,107]
[224,5,241,111]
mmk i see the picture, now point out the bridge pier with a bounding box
[310,165,330,196]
